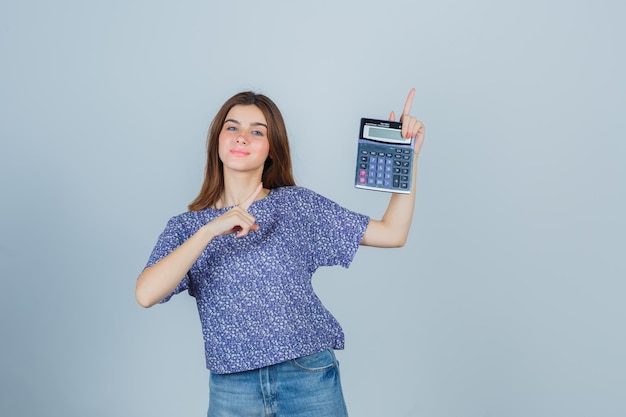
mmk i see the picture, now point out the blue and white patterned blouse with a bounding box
[146,186,369,374]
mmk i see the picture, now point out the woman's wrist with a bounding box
[198,223,219,243]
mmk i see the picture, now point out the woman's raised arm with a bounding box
[360,88,425,248]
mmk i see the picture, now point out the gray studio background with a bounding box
[1,1,624,416]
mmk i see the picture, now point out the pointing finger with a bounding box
[400,88,415,122]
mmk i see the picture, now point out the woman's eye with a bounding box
[252,130,264,136]
[226,126,237,131]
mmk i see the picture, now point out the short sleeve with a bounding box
[302,190,370,269]
[145,216,192,303]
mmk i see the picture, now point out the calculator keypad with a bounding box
[355,143,413,192]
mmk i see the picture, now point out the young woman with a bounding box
[136,89,425,417]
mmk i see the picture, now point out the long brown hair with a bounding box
[188,91,296,211]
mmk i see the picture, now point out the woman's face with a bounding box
[218,104,270,176]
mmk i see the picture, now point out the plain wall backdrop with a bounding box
[1,1,624,416]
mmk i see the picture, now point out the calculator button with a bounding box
[357,143,412,192]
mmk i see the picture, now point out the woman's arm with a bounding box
[135,184,263,307]
[360,88,426,248]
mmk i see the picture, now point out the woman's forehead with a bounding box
[225,105,267,125]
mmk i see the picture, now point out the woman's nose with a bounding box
[236,133,247,144]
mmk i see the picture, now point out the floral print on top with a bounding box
[146,186,369,374]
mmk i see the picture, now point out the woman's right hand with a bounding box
[136,183,264,307]
[205,183,263,238]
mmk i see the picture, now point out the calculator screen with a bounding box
[367,126,403,141]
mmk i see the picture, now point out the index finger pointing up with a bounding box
[400,88,416,122]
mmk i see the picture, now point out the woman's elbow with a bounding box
[388,236,408,248]
[135,282,158,308]
[136,293,155,308]
[381,227,411,247]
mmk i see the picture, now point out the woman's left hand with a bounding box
[360,88,426,248]
[389,88,425,155]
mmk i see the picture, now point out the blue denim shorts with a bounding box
[207,349,348,417]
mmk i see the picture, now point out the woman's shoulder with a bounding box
[266,186,345,217]
[272,185,309,195]
[269,185,326,203]
[164,207,216,230]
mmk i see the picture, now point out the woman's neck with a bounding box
[217,174,267,208]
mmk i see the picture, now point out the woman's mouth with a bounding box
[230,149,250,157]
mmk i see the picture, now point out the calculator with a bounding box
[354,118,415,194]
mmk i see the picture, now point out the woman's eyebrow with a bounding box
[224,119,267,129]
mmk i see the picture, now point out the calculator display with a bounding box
[355,118,414,194]
[367,127,403,141]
